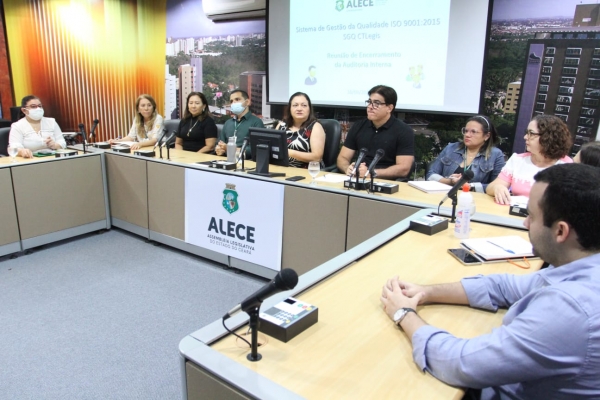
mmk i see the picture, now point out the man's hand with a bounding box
[380,277,425,321]
[215,140,226,156]
[346,162,367,177]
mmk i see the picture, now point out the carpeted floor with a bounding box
[0,229,266,400]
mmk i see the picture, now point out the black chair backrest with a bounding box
[0,127,10,156]
[10,107,23,123]
[319,119,342,170]
[162,119,180,135]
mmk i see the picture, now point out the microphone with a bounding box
[161,131,176,148]
[89,119,99,142]
[223,268,299,319]
[236,136,250,163]
[78,123,87,144]
[349,147,368,177]
[154,128,169,149]
[439,169,475,205]
[364,148,385,178]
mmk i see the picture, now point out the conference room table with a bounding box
[2,144,527,279]
[101,147,526,278]
[179,209,541,399]
[0,152,110,257]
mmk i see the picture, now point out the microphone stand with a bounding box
[166,142,172,161]
[450,192,459,223]
[246,307,262,362]
[369,171,376,193]
[159,141,164,159]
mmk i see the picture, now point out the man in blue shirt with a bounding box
[215,90,264,158]
[381,163,600,399]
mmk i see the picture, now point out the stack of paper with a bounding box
[408,181,452,193]
[461,236,534,260]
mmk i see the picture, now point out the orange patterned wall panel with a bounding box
[4,0,166,141]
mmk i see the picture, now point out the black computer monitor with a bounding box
[248,127,289,177]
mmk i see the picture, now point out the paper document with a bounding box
[408,180,452,193]
[461,236,534,260]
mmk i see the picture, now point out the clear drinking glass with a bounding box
[7,146,18,162]
[308,161,320,185]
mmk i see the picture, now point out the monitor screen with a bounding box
[249,127,290,168]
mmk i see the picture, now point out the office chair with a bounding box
[0,127,10,156]
[319,119,342,171]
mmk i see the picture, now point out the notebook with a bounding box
[461,236,534,261]
[408,181,452,193]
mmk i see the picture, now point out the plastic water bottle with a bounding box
[227,136,236,163]
[454,183,473,239]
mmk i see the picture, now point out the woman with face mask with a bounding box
[8,95,66,158]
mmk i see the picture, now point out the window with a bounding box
[578,117,595,126]
[562,67,578,75]
[577,126,592,135]
[561,77,576,85]
[544,57,554,65]
[591,69,600,77]
[592,59,600,67]
[564,58,580,66]
[594,48,600,56]
[553,33,564,39]
[558,86,574,94]
[566,47,582,56]
[577,33,588,39]
[539,85,549,92]
[540,75,550,83]
[585,78,600,89]
[581,108,596,116]
[585,88,600,97]
[534,111,544,116]
[535,102,545,110]
[537,94,547,101]
[542,66,552,74]
[546,47,555,55]
[555,105,570,113]
[557,96,572,104]
[556,114,568,122]
[583,98,599,106]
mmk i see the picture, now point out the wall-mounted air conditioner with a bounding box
[202,0,266,21]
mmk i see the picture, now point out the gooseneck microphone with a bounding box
[223,268,299,320]
[78,123,87,144]
[161,131,176,148]
[89,119,99,142]
[439,169,475,205]
[364,148,385,178]
[349,147,368,177]
[237,136,250,163]
[154,128,168,149]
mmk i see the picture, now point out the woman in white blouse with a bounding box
[109,94,164,150]
[8,95,66,158]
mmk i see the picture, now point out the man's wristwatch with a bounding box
[393,308,417,326]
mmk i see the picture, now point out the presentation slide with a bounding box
[268,0,491,114]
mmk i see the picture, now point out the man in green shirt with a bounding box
[215,90,264,158]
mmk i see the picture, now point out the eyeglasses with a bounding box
[524,129,541,137]
[365,100,387,109]
[461,127,482,136]
[25,104,43,110]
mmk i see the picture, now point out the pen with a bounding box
[486,240,515,254]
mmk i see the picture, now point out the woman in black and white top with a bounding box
[275,92,325,169]
[109,94,164,150]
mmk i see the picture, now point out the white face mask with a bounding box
[27,107,44,121]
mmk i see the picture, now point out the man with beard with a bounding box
[381,163,600,399]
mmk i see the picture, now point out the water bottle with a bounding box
[454,183,473,239]
[227,136,236,163]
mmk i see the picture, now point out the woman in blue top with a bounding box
[426,115,505,192]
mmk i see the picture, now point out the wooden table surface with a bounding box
[210,221,540,399]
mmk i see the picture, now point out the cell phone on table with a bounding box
[286,176,305,181]
[447,248,483,265]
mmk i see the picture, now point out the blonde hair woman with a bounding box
[109,94,164,150]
